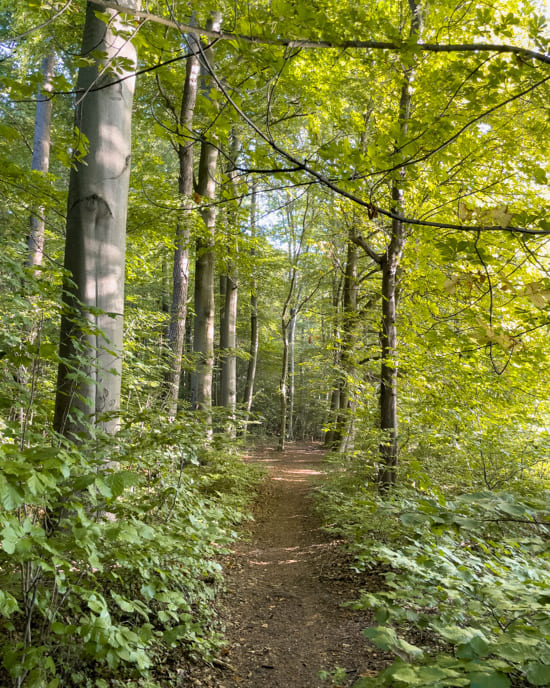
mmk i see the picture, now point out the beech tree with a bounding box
[1,2,550,686]
[219,130,240,426]
[53,1,140,438]
[26,53,56,269]
[191,12,222,422]
[161,31,201,417]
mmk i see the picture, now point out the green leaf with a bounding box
[456,634,490,659]
[363,626,423,660]
[533,167,548,185]
[1,523,19,554]
[526,662,550,686]
[0,475,25,509]
[388,661,420,684]
[95,478,112,499]
[469,671,510,688]
[0,589,19,617]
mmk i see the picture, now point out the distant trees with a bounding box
[0,0,547,478]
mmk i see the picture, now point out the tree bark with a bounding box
[378,0,420,492]
[378,207,404,489]
[287,308,297,440]
[336,237,358,451]
[163,34,200,417]
[27,53,55,269]
[54,1,140,439]
[191,13,222,426]
[242,183,259,433]
[324,272,342,448]
[219,132,240,429]
[278,314,290,451]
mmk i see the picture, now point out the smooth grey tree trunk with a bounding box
[219,132,240,428]
[191,13,222,425]
[287,308,297,440]
[164,35,200,417]
[54,1,140,439]
[242,183,259,434]
[27,53,55,268]
[278,314,290,452]
[220,274,238,405]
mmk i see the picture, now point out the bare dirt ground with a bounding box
[186,442,389,688]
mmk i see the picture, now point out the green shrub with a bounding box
[0,413,260,687]
[319,465,550,687]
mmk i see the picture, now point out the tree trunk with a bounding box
[336,237,358,452]
[278,317,289,451]
[27,53,55,268]
[191,13,222,426]
[287,308,297,440]
[324,273,342,448]
[54,1,139,439]
[378,211,404,489]
[242,183,258,433]
[220,274,238,406]
[378,0,420,492]
[163,36,200,417]
[219,132,240,431]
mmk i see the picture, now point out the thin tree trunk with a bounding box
[287,308,297,440]
[163,36,200,416]
[54,1,140,439]
[378,211,404,489]
[242,183,258,433]
[324,273,342,448]
[220,275,238,405]
[378,0,420,492]
[219,132,240,432]
[191,13,222,426]
[336,237,358,452]
[278,316,290,451]
[27,53,55,268]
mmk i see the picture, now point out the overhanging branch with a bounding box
[94,1,550,65]
[95,0,550,238]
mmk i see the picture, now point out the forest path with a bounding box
[187,442,386,687]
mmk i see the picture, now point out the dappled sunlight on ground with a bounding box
[187,442,384,687]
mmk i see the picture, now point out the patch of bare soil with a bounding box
[185,442,390,688]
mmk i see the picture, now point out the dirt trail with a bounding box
[187,443,386,687]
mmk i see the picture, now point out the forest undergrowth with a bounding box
[318,450,550,688]
[0,402,263,688]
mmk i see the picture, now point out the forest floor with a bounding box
[185,442,390,687]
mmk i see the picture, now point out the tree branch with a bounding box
[352,233,384,264]
[93,1,550,65]
[190,39,550,237]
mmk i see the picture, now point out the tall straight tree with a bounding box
[54,1,140,438]
[377,0,420,490]
[27,52,55,269]
[191,12,222,421]
[242,181,259,433]
[219,131,240,428]
[163,32,201,417]
[354,0,421,490]
[335,233,359,452]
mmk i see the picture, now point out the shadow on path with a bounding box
[187,442,385,688]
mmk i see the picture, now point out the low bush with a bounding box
[0,412,261,688]
[319,460,550,688]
